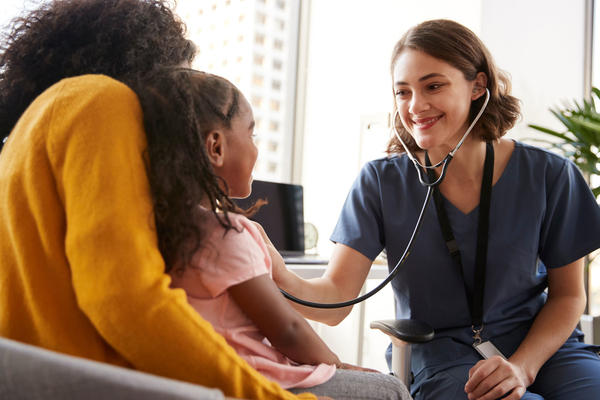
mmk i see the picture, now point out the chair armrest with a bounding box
[369,319,434,387]
[370,319,434,343]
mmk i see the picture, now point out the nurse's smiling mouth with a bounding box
[412,115,443,130]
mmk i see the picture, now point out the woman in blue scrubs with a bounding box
[268,19,600,400]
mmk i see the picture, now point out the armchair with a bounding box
[0,336,225,400]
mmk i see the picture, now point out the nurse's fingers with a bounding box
[465,357,527,400]
[465,357,502,391]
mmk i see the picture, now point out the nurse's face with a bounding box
[392,49,483,151]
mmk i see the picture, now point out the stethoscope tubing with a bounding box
[280,185,434,308]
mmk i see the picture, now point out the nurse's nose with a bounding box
[409,92,430,115]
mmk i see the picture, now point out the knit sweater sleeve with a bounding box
[46,74,315,400]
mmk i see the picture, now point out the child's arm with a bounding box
[228,274,342,367]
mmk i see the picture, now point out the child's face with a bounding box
[219,94,258,198]
[392,48,479,152]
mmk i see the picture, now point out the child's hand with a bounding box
[338,362,380,373]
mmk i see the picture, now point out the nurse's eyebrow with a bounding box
[394,73,446,86]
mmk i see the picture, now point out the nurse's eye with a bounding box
[395,89,409,97]
[427,83,444,91]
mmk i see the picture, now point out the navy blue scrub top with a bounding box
[331,141,600,375]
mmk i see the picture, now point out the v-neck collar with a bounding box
[437,140,517,218]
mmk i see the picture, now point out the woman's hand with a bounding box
[251,221,288,285]
[338,362,380,373]
[464,356,530,400]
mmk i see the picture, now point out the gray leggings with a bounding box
[288,369,411,400]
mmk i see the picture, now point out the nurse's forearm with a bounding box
[276,270,354,326]
[509,293,585,385]
[269,241,371,325]
[509,259,586,385]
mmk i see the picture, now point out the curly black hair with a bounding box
[0,0,195,148]
[133,68,262,272]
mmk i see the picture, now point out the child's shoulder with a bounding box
[209,210,253,230]
[202,209,261,244]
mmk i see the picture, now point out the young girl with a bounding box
[135,67,411,400]
[268,19,600,400]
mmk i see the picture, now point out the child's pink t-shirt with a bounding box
[169,211,336,389]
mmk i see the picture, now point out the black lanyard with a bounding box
[425,141,494,339]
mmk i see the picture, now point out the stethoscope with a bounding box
[280,88,491,308]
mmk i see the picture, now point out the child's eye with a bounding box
[427,83,443,91]
[395,89,409,97]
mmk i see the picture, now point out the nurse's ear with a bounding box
[471,72,488,101]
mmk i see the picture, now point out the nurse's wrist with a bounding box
[508,354,537,387]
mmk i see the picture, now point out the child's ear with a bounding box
[205,131,226,168]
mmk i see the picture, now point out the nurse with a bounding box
[269,19,600,400]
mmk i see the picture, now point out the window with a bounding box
[581,0,599,315]
[254,54,264,66]
[267,140,279,152]
[254,33,265,45]
[252,95,263,108]
[177,0,301,182]
[252,74,264,87]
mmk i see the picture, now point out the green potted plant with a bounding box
[528,88,600,198]
[528,89,600,318]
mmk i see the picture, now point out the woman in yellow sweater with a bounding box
[0,1,320,399]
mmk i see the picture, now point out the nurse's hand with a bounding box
[464,356,530,400]
[338,362,380,373]
[251,221,288,285]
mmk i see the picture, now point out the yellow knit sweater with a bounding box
[0,74,315,400]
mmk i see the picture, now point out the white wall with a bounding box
[480,0,586,140]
